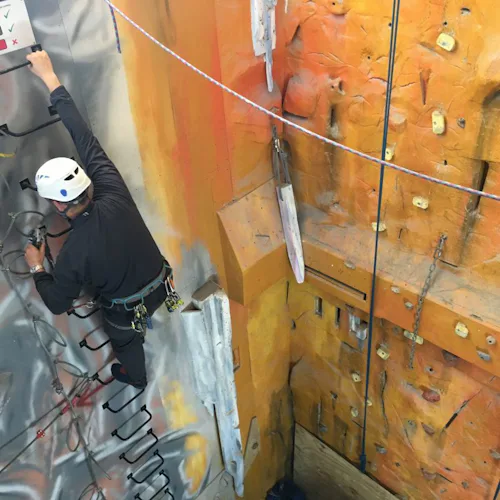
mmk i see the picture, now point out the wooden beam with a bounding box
[294,425,397,500]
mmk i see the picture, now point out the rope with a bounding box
[0,226,107,497]
[108,5,122,54]
[359,0,402,474]
[103,0,500,202]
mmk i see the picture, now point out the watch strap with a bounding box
[30,264,44,274]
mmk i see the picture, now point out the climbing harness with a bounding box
[102,262,171,311]
[408,234,447,369]
[359,0,402,474]
[101,261,182,333]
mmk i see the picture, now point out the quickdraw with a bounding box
[164,275,183,313]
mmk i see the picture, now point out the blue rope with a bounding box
[494,481,500,500]
[359,0,402,474]
[109,5,122,54]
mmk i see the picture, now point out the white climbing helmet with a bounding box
[35,158,91,202]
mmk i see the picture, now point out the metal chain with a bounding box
[409,234,447,369]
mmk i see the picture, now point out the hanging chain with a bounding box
[409,234,447,369]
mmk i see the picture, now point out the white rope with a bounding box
[105,0,500,203]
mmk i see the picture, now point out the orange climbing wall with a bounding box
[282,0,500,498]
[112,0,500,498]
[289,280,500,499]
[114,0,292,497]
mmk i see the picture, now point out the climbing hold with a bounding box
[366,398,373,407]
[457,118,466,128]
[490,449,500,460]
[422,389,440,403]
[351,407,359,418]
[36,429,45,439]
[421,423,436,435]
[486,335,496,345]
[412,196,429,210]
[432,110,446,135]
[385,144,396,161]
[344,260,356,270]
[377,347,390,360]
[404,301,414,310]
[404,330,424,345]
[436,33,456,52]
[476,349,491,362]
[391,286,400,294]
[454,322,469,338]
[372,221,387,232]
[375,444,387,454]
[351,372,362,383]
[421,468,437,481]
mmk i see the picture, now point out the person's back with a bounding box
[24,51,168,388]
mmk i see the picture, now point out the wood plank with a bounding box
[294,425,397,500]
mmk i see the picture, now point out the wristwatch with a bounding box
[30,264,45,274]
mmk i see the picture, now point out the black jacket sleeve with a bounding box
[33,250,82,315]
[50,86,133,202]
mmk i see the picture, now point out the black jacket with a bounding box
[34,86,165,315]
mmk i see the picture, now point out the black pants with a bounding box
[103,284,167,386]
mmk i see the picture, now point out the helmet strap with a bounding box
[56,191,89,220]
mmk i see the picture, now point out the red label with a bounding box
[0,40,7,51]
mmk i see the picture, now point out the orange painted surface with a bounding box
[115,0,500,497]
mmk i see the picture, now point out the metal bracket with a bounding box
[134,469,175,500]
[92,371,115,386]
[70,307,101,320]
[127,450,164,484]
[102,385,145,414]
[19,178,38,192]
[111,405,152,441]
[0,107,61,138]
[119,428,159,465]
[0,45,42,77]
[134,470,172,500]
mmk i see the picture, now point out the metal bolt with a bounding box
[351,407,359,418]
[344,260,356,270]
[391,286,400,294]
[404,301,414,310]
[486,335,496,345]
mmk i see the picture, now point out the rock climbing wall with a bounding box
[115,0,294,498]
[289,281,500,499]
[281,0,500,499]
[4,0,497,498]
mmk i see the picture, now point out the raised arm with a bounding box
[26,51,131,200]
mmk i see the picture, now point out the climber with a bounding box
[23,50,169,389]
